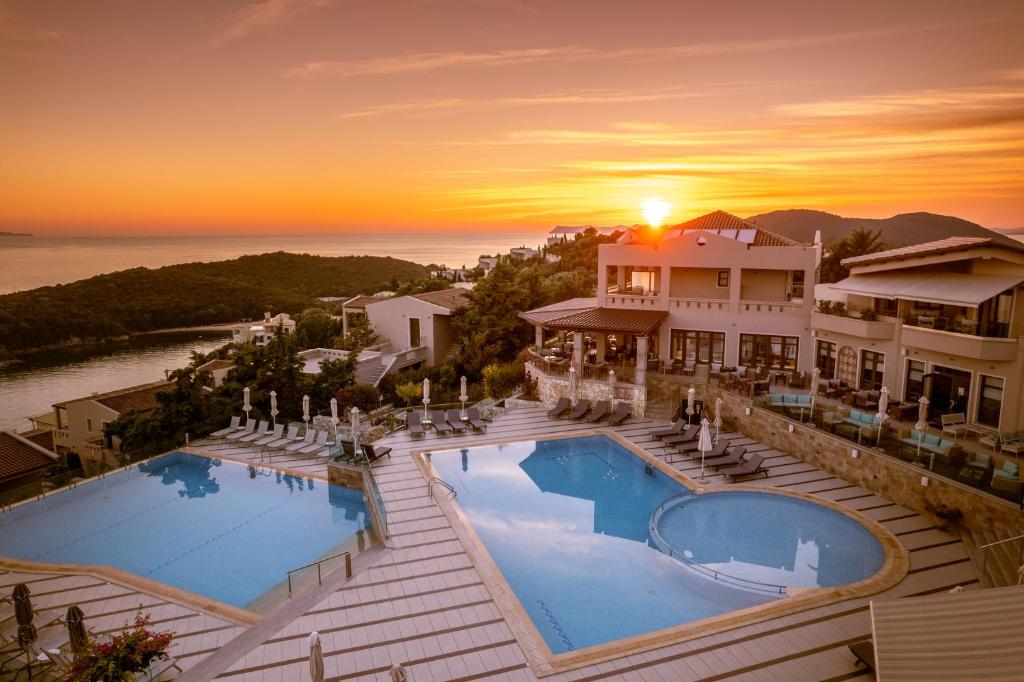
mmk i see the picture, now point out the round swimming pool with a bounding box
[652,491,885,591]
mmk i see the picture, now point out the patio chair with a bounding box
[285,428,317,452]
[407,411,425,437]
[446,409,468,432]
[719,453,768,480]
[265,423,301,448]
[548,397,572,418]
[848,640,875,671]
[1000,431,1024,456]
[362,443,392,462]
[570,399,592,420]
[681,360,696,377]
[940,413,967,439]
[298,430,329,453]
[661,425,700,446]
[211,416,241,437]
[253,423,284,445]
[585,400,610,422]
[226,418,257,440]
[238,420,271,443]
[607,402,631,425]
[431,410,453,434]
[466,407,488,431]
[652,419,687,439]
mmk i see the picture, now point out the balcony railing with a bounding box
[903,314,1010,339]
[902,326,1018,362]
[739,301,804,315]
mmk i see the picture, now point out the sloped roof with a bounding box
[672,210,800,247]
[842,236,1024,267]
[196,359,235,372]
[0,431,58,482]
[22,429,55,453]
[831,272,1022,307]
[343,295,384,309]
[55,380,172,414]
[520,301,666,333]
[518,298,598,325]
[410,288,470,312]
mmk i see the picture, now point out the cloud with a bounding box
[288,19,995,80]
[0,4,59,42]
[213,0,331,45]
[774,87,1024,118]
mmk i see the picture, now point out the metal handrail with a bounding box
[979,532,1024,582]
[286,551,352,596]
[649,494,787,595]
[428,477,457,500]
[979,532,1024,550]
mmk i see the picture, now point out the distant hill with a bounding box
[745,209,1017,247]
[0,231,31,237]
[0,252,427,353]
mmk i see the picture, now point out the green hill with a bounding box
[0,252,427,353]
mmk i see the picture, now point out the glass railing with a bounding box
[903,315,1010,339]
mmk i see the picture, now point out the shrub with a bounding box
[335,383,381,415]
[832,301,847,315]
[482,362,525,399]
[816,300,833,314]
[394,381,422,406]
[68,609,174,681]
[860,308,878,321]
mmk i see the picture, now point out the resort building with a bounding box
[195,358,235,388]
[297,347,388,386]
[814,236,1024,434]
[522,210,820,415]
[0,430,59,496]
[230,312,296,346]
[340,292,392,337]
[477,255,499,273]
[51,380,172,474]
[365,287,470,371]
[509,246,540,260]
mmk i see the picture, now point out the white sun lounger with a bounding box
[238,420,270,442]
[285,428,317,452]
[264,424,300,448]
[253,423,284,445]
[226,419,257,440]
[299,431,329,454]
[211,416,241,437]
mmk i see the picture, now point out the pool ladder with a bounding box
[427,477,457,500]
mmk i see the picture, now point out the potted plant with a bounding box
[925,501,963,530]
[68,609,174,681]
[861,308,878,321]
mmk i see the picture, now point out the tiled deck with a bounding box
[187,405,978,682]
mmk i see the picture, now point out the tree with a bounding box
[335,315,378,351]
[394,381,422,406]
[482,362,524,399]
[335,384,381,414]
[819,228,887,283]
[295,307,339,349]
[310,354,358,408]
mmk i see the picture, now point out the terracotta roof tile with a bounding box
[410,288,470,312]
[56,380,172,414]
[673,210,800,246]
[0,431,57,482]
[842,236,1024,267]
[521,305,666,333]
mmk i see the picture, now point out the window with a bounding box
[860,350,885,390]
[789,270,805,301]
[873,297,898,317]
[409,318,421,347]
[86,418,93,432]
[739,334,799,369]
[905,360,925,402]
[716,270,729,288]
[815,341,837,378]
[671,330,725,364]
[977,375,1003,428]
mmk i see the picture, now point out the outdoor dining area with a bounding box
[744,372,1024,504]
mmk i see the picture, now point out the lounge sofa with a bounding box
[768,393,813,420]
[991,459,1022,499]
[900,428,963,467]
[841,408,879,442]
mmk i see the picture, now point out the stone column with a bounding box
[616,266,626,292]
[635,334,648,387]
[596,333,607,362]
[573,331,584,368]
[535,325,544,349]
[342,309,350,337]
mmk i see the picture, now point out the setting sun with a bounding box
[642,198,672,229]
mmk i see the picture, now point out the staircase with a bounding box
[960,526,1024,588]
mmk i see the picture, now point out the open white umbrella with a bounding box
[808,367,821,422]
[459,375,468,418]
[269,390,279,428]
[875,386,889,447]
[330,398,339,443]
[713,397,723,444]
[302,394,310,429]
[607,369,616,406]
[351,407,362,462]
[422,378,431,418]
[308,631,324,682]
[915,396,930,459]
[568,366,578,406]
[389,663,408,682]
[697,418,713,483]
[686,386,696,424]
[242,387,252,422]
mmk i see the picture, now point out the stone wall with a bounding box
[327,461,365,491]
[528,362,647,416]
[706,385,1024,537]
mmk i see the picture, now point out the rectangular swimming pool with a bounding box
[0,452,369,611]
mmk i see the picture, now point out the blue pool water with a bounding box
[429,435,884,655]
[0,453,369,610]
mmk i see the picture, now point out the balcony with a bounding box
[739,301,805,316]
[667,298,729,313]
[811,311,896,340]
[604,292,663,308]
[902,326,1018,362]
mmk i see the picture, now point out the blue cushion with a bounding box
[784,394,797,404]
[925,433,941,446]
[1003,460,1019,477]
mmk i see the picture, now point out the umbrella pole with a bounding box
[699,451,706,484]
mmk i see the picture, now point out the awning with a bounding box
[831,272,1022,307]
[542,307,667,334]
[871,585,1024,681]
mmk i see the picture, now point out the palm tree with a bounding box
[820,228,887,283]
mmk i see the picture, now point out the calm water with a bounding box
[0,232,548,294]
[0,331,230,432]
[0,452,369,610]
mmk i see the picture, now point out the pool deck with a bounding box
[167,405,978,682]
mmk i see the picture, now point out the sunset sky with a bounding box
[1,0,1022,234]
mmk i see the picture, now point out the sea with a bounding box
[0,231,547,432]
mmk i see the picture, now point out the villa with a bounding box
[340,292,392,337]
[0,430,59,496]
[364,287,469,371]
[230,311,296,346]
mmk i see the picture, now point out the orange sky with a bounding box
[1,0,1022,234]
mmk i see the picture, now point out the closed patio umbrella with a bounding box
[269,390,279,429]
[686,386,696,425]
[808,367,821,421]
[712,397,723,444]
[422,378,431,418]
[242,387,252,422]
[915,396,930,458]
[302,394,310,429]
[697,418,713,483]
[66,605,88,656]
[13,583,37,676]
[330,398,339,443]
[390,663,408,682]
[567,366,578,406]
[307,631,324,682]
[459,376,468,418]
[875,386,889,447]
[350,408,361,462]
[607,369,616,406]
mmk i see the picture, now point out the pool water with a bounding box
[429,435,884,655]
[0,453,369,610]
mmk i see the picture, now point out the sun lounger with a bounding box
[548,398,571,418]
[661,426,699,446]
[570,399,591,420]
[265,423,300,448]
[238,420,271,442]
[226,418,257,440]
[431,410,453,434]
[446,409,468,432]
[720,453,768,480]
[253,423,284,445]
[607,402,631,425]
[652,419,687,439]
[584,400,610,422]
[466,407,488,431]
[363,443,392,462]
[285,428,317,451]
[848,640,875,670]
[211,416,241,437]
[681,440,729,458]
[706,447,748,469]
[407,411,425,437]
[299,430,329,453]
